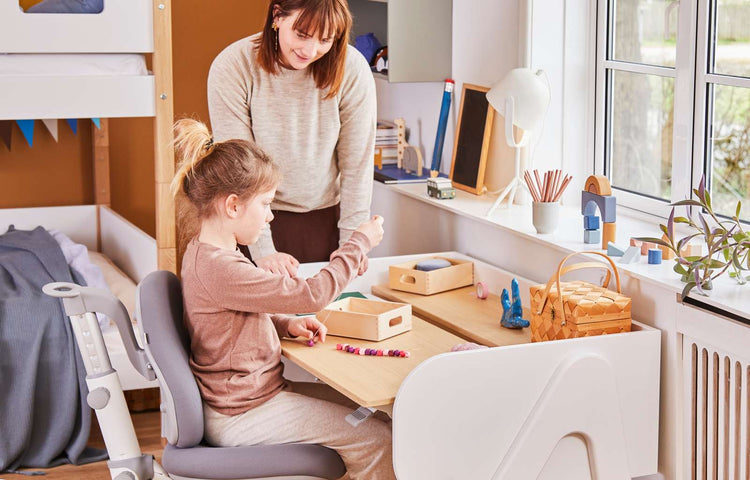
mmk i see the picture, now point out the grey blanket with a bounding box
[0,226,107,472]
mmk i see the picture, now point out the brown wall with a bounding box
[0,1,268,237]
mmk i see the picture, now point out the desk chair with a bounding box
[44,271,346,480]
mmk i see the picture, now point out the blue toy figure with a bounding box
[501,281,530,329]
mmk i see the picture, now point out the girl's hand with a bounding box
[256,252,300,277]
[355,215,384,249]
[289,315,327,343]
[357,255,369,276]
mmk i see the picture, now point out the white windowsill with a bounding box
[375,180,750,322]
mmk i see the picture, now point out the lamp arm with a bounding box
[504,97,530,148]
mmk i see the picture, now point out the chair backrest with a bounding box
[136,270,204,448]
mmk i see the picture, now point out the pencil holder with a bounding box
[532,202,560,234]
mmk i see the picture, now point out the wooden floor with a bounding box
[5,410,163,480]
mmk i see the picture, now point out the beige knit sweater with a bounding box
[180,232,371,415]
[208,34,376,258]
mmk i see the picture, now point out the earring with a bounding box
[272,22,279,51]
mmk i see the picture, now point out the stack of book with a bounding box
[375,119,398,164]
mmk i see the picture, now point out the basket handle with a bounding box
[535,251,622,319]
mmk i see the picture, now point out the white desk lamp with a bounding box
[485,68,550,217]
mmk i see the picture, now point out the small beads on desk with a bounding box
[306,339,315,347]
[336,343,410,358]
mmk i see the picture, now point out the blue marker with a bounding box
[431,79,454,176]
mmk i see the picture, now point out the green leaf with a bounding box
[737,200,742,218]
[634,237,672,249]
[681,281,697,300]
[672,199,704,208]
[674,216,691,224]
[733,232,747,243]
[705,189,712,211]
[674,263,687,275]
[707,259,726,269]
[730,271,738,278]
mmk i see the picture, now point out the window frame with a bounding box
[594,0,700,219]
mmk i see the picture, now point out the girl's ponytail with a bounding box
[171,119,216,198]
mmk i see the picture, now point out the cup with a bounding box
[532,201,560,234]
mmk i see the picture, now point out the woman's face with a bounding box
[275,9,335,70]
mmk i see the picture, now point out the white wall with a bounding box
[375,0,520,189]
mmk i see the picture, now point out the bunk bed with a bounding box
[0,0,176,393]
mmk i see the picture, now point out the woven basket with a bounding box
[529,251,631,342]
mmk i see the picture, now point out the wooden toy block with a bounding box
[640,241,655,255]
[630,238,643,248]
[582,190,617,223]
[620,246,641,264]
[659,234,675,260]
[319,297,412,341]
[607,241,626,257]
[680,243,703,258]
[584,229,601,244]
[389,257,474,295]
[402,145,423,174]
[583,215,600,230]
[647,248,662,265]
[584,175,613,196]
[601,222,616,250]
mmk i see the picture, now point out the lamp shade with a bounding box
[486,68,550,131]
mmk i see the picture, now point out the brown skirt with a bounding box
[270,204,340,263]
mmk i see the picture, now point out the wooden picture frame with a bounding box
[449,84,495,195]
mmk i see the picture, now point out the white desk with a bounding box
[288,252,662,480]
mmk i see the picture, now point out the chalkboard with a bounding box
[449,84,495,195]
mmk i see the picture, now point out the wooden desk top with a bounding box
[281,316,464,408]
[371,284,531,347]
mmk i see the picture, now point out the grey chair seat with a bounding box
[137,271,346,480]
[162,443,346,479]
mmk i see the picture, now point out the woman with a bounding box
[208,0,376,276]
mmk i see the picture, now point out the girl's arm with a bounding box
[335,48,377,247]
[199,232,371,315]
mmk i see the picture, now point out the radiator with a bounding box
[686,337,750,480]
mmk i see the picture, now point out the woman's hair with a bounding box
[256,0,352,99]
[171,118,280,217]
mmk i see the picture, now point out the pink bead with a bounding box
[399,351,406,357]
[336,344,342,350]
[377,349,383,356]
[405,351,411,358]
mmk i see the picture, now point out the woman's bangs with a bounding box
[293,2,343,40]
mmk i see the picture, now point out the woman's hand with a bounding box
[357,255,369,276]
[355,215,384,249]
[256,252,300,277]
[289,315,327,344]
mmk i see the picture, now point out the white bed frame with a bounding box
[0,205,159,390]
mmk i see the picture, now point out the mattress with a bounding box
[0,53,147,76]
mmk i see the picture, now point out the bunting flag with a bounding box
[41,119,59,142]
[92,118,101,129]
[0,121,12,150]
[16,120,35,147]
[65,118,78,135]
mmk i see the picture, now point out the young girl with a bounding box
[172,118,394,480]
[208,0,376,272]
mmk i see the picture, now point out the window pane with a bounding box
[711,0,750,78]
[609,70,674,200]
[612,0,678,67]
[709,84,750,220]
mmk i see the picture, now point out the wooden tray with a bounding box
[317,297,412,341]
[388,257,473,295]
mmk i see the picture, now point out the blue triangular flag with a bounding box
[65,119,78,135]
[92,118,101,129]
[16,120,34,147]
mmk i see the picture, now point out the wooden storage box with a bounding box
[529,252,632,342]
[388,257,473,295]
[318,297,412,341]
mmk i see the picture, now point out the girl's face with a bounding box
[234,187,276,246]
[275,9,335,70]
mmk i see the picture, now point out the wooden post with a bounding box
[92,118,110,252]
[153,0,176,273]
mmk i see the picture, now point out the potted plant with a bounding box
[638,176,750,299]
